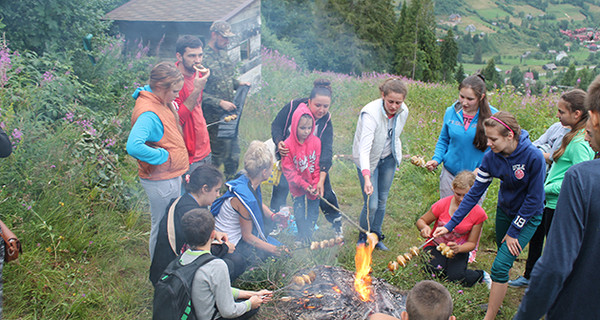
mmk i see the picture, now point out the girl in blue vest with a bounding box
[433,111,545,320]
[352,78,409,250]
[212,141,287,265]
[426,75,498,201]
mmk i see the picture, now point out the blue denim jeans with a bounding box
[357,154,396,237]
[293,195,320,242]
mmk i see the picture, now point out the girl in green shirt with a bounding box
[509,89,595,288]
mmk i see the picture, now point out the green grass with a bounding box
[0,46,562,318]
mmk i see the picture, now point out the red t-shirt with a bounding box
[174,62,211,164]
[426,196,487,248]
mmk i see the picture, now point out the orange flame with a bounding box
[354,243,375,301]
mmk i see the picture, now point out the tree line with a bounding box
[262,0,460,83]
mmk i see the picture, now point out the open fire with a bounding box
[354,243,374,301]
[273,265,406,319]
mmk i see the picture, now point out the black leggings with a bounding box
[523,207,555,279]
[424,246,484,287]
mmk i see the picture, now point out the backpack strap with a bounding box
[177,253,217,319]
[167,196,183,255]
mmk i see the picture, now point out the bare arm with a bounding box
[231,198,280,255]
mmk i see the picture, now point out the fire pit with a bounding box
[273,265,406,319]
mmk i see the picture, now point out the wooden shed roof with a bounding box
[104,0,254,22]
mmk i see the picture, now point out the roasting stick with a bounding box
[206,120,223,128]
[318,195,367,234]
[418,237,436,250]
[318,195,379,247]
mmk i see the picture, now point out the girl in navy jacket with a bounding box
[433,111,545,320]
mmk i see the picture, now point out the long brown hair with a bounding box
[483,111,521,141]
[553,89,588,161]
[460,75,493,151]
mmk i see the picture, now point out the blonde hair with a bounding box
[452,171,476,190]
[244,141,273,179]
[149,61,183,91]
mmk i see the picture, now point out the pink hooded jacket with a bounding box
[281,103,321,200]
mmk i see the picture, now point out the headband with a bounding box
[490,116,514,136]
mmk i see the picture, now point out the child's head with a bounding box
[244,140,274,180]
[185,164,223,205]
[297,114,314,143]
[483,111,521,154]
[181,208,215,248]
[403,280,454,320]
[585,75,600,153]
[451,171,475,205]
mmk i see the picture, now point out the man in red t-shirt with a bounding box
[174,35,212,177]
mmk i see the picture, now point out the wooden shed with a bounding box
[104,0,261,84]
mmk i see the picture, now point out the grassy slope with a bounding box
[1,49,560,318]
[237,50,559,319]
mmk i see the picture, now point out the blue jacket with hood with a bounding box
[432,102,498,175]
[445,129,545,238]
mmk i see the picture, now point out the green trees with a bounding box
[0,0,125,54]
[262,0,445,81]
[481,58,503,90]
[392,0,441,82]
[262,0,396,74]
[440,29,459,82]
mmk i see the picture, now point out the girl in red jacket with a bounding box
[281,104,321,243]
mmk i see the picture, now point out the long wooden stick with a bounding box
[318,195,368,234]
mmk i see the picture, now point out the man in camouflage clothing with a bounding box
[202,21,250,179]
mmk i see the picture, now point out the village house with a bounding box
[104,0,262,85]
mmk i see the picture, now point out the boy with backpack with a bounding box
[153,208,271,320]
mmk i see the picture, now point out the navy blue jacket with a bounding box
[445,130,545,238]
[514,159,600,319]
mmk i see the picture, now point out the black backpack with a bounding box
[153,253,216,320]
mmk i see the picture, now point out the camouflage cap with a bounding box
[210,21,235,38]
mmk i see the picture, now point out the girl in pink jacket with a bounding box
[281,104,321,243]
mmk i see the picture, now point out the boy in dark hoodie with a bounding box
[281,104,321,243]
[433,111,545,320]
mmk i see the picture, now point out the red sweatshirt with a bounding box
[281,103,321,200]
[174,61,211,164]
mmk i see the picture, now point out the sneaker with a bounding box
[482,271,492,290]
[508,275,529,288]
[374,242,389,251]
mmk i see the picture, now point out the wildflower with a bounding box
[436,264,443,270]
[37,243,41,247]
[59,202,64,206]
[89,240,93,245]
[282,273,286,278]
[458,290,463,294]
[11,128,22,145]
[42,70,54,83]
[46,247,52,253]
[431,273,436,278]
[82,293,86,297]
[51,165,56,169]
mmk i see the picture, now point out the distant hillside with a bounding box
[435,0,600,56]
